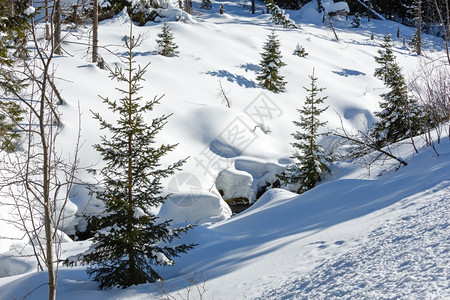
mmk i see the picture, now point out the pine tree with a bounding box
[264,0,298,29]
[293,43,308,57]
[80,26,195,290]
[257,30,287,93]
[374,34,396,83]
[371,35,425,146]
[351,12,361,28]
[0,0,31,62]
[156,23,179,57]
[277,69,331,194]
[408,0,422,55]
[200,0,212,9]
[0,101,23,152]
[0,1,30,151]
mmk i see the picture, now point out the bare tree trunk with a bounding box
[54,0,62,55]
[433,0,450,65]
[93,0,99,63]
[40,71,56,300]
[415,0,422,55]
[327,14,340,41]
[45,0,50,40]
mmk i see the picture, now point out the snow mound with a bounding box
[325,1,350,13]
[159,191,232,226]
[235,158,285,179]
[215,165,254,201]
[0,256,32,278]
[153,8,196,23]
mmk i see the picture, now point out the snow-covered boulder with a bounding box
[215,165,254,202]
[158,191,232,226]
[325,1,350,14]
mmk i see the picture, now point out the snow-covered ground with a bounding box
[0,0,449,298]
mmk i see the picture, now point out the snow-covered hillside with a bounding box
[0,0,449,298]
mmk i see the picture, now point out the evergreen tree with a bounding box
[156,23,179,57]
[374,34,396,83]
[0,1,30,151]
[293,43,308,57]
[0,101,23,152]
[277,69,331,194]
[264,0,298,29]
[200,0,212,9]
[0,0,31,63]
[80,26,195,290]
[408,0,422,55]
[372,35,425,146]
[257,30,287,93]
[351,12,361,28]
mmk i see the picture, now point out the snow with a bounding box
[152,250,173,265]
[1,0,449,298]
[23,6,35,16]
[133,207,147,219]
[325,1,350,13]
[159,190,232,225]
[215,164,254,201]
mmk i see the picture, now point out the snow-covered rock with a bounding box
[158,191,232,226]
[215,165,254,201]
[325,1,350,13]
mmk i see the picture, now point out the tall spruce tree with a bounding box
[0,0,30,151]
[257,29,287,93]
[277,69,331,194]
[156,23,179,57]
[372,34,425,146]
[80,25,195,289]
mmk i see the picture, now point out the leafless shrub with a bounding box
[409,59,450,144]
[330,115,408,176]
[0,19,82,300]
[156,273,207,300]
[217,79,232,108]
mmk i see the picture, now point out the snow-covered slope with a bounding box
[0,0,449,298]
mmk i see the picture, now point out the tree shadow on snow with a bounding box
[160,156,449,288]
[205,69,257,88]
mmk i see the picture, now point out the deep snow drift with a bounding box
[0,0,449,298]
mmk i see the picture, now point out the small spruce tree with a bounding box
[374,34,396,83]
[80,26,195,290]
[293,43,308,57]
[408,0,422,56]
[351,13,361,28]
[409,29,422,55]
[156,23,179,57]
[200,0,212,9]
[257,29,287,93]
[372,35,425,146]
[277,69,331,193]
